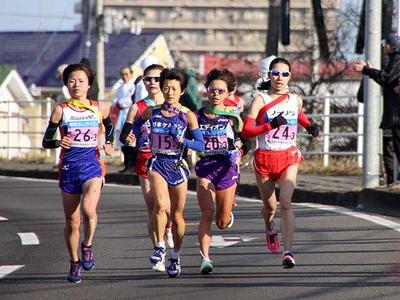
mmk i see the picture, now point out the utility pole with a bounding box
[95,0,105,101]
[266,0,280,56]
[362,0,381,188]
[81,0,92,59]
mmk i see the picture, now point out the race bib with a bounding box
[151,133,181,154]
[67,119,100,148]
[204,135,229,155]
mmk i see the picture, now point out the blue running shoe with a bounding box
[167,258,181,278]
[150,246,166,264]
[81,243,95,271]
[67,260,82,283]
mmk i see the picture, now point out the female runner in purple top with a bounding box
[131,68,204,277]
[195,68,243,274]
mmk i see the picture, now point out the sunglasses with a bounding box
[269,70,291,77]
[143,76,160,83]
[207,87,227,95]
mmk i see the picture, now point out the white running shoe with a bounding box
[167,258,181,278]
[200,259,213,274]
[150,246,166,264]
[165,228,174,249]
[227,212,234,228]
[152,260,166,272]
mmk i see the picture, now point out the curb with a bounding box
[1,169,399,218]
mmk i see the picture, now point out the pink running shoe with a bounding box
[265,221,280,253]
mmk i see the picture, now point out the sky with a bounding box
[0,0,80,31]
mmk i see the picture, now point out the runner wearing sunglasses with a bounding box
[194,68,243,274]
[242,57,304,269]
[255,56,319,138]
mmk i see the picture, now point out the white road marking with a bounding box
[0,216,7,221]
[18,233,40,245]
[210,235,240,248]
[3,176,400,235]
[0,175,55,183]
[0,265,24,279]
[208,235,258,248]
[296,202,400,233]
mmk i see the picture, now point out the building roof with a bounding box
[0,31,160,88]
[200,54,362,80]
[0,65,15,85]
[0,66,34,105]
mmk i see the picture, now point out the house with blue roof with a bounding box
[0,31,174,159]
[0,31,174,99]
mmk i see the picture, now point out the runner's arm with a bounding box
[181,111,204,152]
[42,105,62,148]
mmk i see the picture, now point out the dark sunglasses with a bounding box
[143,76,160,83]
[207,87,227,95]
[269,70,291,77]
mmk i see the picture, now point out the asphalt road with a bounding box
[1,176,400,300]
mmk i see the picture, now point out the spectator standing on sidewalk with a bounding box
[42,63,114,283]
[242,57,304,269]
[111,66,137,173]
[354,33,400,186]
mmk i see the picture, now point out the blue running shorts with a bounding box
[147,157,189,186]
[59,160,103,194]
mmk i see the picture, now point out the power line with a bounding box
[0,11,79,20]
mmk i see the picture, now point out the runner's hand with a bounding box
[306,124,319,137]
[125,132,136,146]
[270,113,287,129]
[103,142,113,156]
[59,133,72,149]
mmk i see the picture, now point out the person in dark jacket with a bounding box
[354,33,400,186]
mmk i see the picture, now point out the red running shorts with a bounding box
[135,150,153,178]
[253,146,303,180]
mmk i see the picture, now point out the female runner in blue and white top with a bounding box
[132,68,204,278]
[42,63,114,283]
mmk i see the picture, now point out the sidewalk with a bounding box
[0,161,399,217]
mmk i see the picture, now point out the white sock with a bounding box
[156,241,166,249]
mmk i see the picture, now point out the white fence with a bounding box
[0,96,363,167]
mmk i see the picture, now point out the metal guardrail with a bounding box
[1,96,363,166]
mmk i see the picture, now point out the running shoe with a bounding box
[265,221,280,253]
[67,260,82,283]
[150,246,166,264]
[282,251,296,269]
[165,228,174,249]
[152,260,166,272]
[81,243,95,271]
[167,258,181,278]
[227,212,234,228]
[200,258,213,275]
